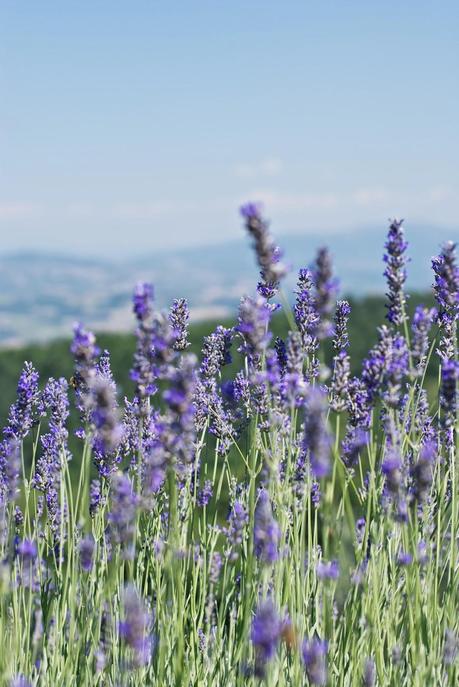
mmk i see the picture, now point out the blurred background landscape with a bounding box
[0,2,457,418]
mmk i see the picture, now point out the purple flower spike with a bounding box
[80,533,95,572]
[302,637,328,685]
[432,242,459,360]
[384,218,408,326]
[303,387,332,478]
[251,600,282,677]
[120,584,152,667]
[254,488,281,564]
[316,559,340,580]
[169,298,190,351]
[133,282,154,322]
[312,246,339,340]
[240,202,287,297]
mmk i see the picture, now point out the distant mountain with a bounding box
[0,224,456,346]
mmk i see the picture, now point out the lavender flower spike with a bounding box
[302,637,328,685]
[432,241,459,360]
[254,488,281,564]
[384,218,408,326]
[169,298,190,351]
[240,203,287,295]
[236,295,271,369]
[312,247,339,340]
[303,387,332,478]
[251,599,282,677]
[120,584,152,667]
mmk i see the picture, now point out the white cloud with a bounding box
[234,157,283,179]
[0,203,43,220]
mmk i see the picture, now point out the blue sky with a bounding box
[0,1,458,256]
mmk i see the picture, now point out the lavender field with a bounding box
[0,206,458,686]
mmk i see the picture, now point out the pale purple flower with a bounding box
[254,489,281,564]
[251,599,283,677]
[303,388,332,478]
[302,637,328,685]
[120,584,152,667]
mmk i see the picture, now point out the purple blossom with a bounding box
[89,478,104,518]
[80,533,95,572]
[330,350,351,412]
[236,295,272,369]
[274,337,287,375]
[362,326,408,407]
[133,282,154,322]
[355,517,366,544]
[197,480,213,507]
[411,306,437,376]
[303,388,331,478]
[225,500,248,560]
[382,449,403,498]
[71,324,99,429]
[168,298,190,351]
[294,268,319,355]
[209,551,222,584]
[311,481,321,508]
[439,358,459,446]
[397,551,412,566]
[411,441,435,503]
[333,300,351,351]
[240,203,287,296]
[108,473,139,559]
[200,326,233,382]
[16,539,37,561]
[363,657,376,686]
[0,439,21,504]
[9,677,32,687]
[384,218,408,326]
[119,584,152,667]
[89,371,122,478]
[312,247,339,340]
[251,599,283,677]
[443,629,459,666]
[130,283,158,404]
[342,427,368,470]
[254,489,281,564]
[432,241,459,360]
[3,362,40,442]
[316,559,340,580]
[162,353,197,473]
[302,637,328,685]
[32,377,70,534]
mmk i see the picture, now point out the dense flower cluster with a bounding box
[0,209,457,686]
